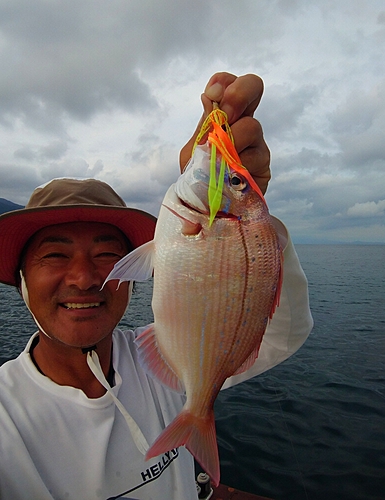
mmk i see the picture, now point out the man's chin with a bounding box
[44,331,112,352]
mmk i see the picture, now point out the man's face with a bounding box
[23,221,130,349]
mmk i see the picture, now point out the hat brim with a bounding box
[0,205,157,286]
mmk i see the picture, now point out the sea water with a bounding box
[0,245,384,500]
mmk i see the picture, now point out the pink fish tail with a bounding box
[145,409,220,487]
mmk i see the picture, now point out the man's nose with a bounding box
[64,256,102,290]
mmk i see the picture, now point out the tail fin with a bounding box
[145,409,220,487]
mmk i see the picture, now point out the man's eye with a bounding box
[96,252,123,259]
[43,253,67,259]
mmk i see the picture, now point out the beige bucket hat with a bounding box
[0,178,156,286]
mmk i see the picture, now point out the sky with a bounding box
[0,0,384,244]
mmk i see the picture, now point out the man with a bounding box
[0,73,313,499]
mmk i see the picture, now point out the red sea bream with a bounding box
[105,129,283,486]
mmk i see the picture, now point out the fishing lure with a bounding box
[192,104,267,225]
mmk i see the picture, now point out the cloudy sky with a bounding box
[0,0,384,243]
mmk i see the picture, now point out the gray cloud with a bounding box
[13,146,37,162]
[13,140,69,162]
[0,0,168,129]
[258,84,319,141]
[346,199,385,217]
[0,0,384,243]
[0,0,299,132]
[0,163,42,204]
[329,80,385,170]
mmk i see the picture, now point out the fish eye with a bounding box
[230,174,247,191]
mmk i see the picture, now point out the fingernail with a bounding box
[205,82,223,101]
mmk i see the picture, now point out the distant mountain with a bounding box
[0,198,24,215]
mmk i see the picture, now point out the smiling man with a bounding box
[22,221,134,397]
[0,73,313,500]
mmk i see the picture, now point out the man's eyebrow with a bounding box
[38,236,73,247]
[94,234,132,253]
[37,234,126,247]
[93,235,124,244]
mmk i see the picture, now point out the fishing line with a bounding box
[273,384,310,500]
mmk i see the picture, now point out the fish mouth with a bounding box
[179,198,238,220]
[179,198,207,215]
[165,183,237,224]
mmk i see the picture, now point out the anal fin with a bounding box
[231,343,262,377]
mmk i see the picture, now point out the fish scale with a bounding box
[105,142,283,487]
[147,182,281,476]
[154,220,248,366]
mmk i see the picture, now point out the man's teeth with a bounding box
[63,303,101,309]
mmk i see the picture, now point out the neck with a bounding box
[30,333,114,398]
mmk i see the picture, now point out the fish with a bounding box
[105,123,283,487]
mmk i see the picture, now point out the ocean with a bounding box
[1,244,384,500]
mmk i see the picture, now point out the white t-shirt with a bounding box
[0,232,313,500]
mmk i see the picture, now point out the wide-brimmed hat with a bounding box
[0,178,157,287]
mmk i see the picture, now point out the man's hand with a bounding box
[179,72,271,194]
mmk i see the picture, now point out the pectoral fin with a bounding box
[103,240,155,288]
